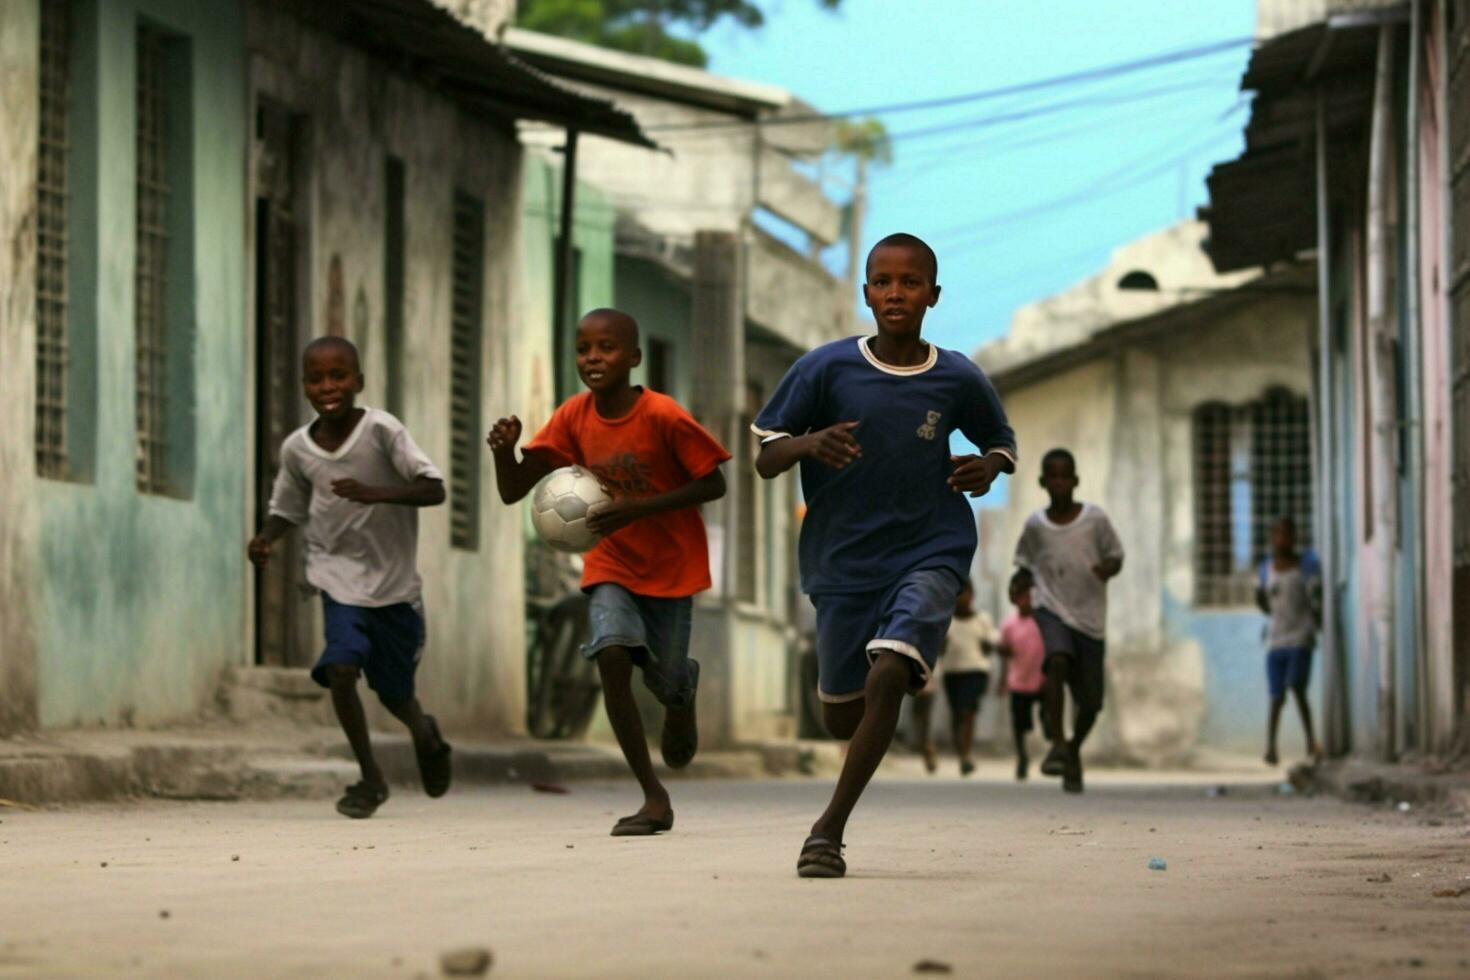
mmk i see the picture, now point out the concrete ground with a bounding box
[2,765,1467,979]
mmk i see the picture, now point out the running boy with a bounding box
[248,337,452,819]
[1013,448,1123,794]
[753,233,1016,878]
[1257,516,1323,765]
[997,568,1046,781]
[488,308,729,836]
[939,579,998,777]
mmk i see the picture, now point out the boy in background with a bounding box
[1257,516,1323,765]
[997,569,1046,781]
[1014,448,1123,794]
[938,578,997,777]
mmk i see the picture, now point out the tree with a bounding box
[830,117,891,297]
[517,0,841,68]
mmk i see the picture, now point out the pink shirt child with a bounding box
[1000,611,1045,694]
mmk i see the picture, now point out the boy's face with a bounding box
[1010,583,1032,613]
[1040,458,1078,502]
[302,345,363,420]
[1271,520,1297,553]
[575,312,641,395]
[863,245,940,339]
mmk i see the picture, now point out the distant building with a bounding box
[975,222,1318,762]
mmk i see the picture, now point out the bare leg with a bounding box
[383,696,437,749]
[327,665,384,789]
[1265,696,1285,765]
[810,652,912,844]
[1291,687,1321,758]
[596,646,670,821]
[952,711,977,770]
[912,692,937,772]
[1042,657,1069,746]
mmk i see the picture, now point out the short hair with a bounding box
[1275,515,1297,533]
[302,336,361,372]
[580,307,640,347]
[1041,447,1076,473]
[866,233,938,283]
[1009,568,1034,591]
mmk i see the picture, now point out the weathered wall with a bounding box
[18,0,249,727]
[0,1,42,733]
[248,2,528,736]
[978,294,1316,761]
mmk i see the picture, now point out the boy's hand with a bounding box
[948,453,1005,497]
[487,416,522,454]
[586,496,648,536]
[331,479,384,504]
[805,421,861,470]
[1092,557,1123,581]
[247,536,273,566]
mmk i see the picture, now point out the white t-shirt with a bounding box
[1265,564,1319,650]
[268,408,443,608]
[942,611,997,674]
[1013,503,1124,640]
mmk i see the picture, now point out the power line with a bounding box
[636,36,1252,132]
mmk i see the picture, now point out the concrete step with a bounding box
[216,666,335,728]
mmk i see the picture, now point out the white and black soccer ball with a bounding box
[531,465,611,553]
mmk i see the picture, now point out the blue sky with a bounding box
[699,0,1256,357]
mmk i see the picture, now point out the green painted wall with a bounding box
[615,255,693,402]
[37,0,246,726]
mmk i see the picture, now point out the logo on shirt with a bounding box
[590,453,655,496]
[916,410,941,441]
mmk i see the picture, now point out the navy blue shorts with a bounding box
[812,568,963,704]
[311,594,425,708]
[1034,606,1106,714]
[1266,646,1313,699]
[943,670,990,716]
[583,583,697,708]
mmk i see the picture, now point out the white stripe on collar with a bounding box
[857,335,938,376]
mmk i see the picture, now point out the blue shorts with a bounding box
[583,583,697,708]
[1266,646,1313,699]
[812,568,963,704]
[311,594,425,708]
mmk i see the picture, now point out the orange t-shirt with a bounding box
[524,390,731,598]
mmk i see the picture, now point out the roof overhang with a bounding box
[986,265,1317,395]
[286,0,657,148]
[1200,7,1405,272]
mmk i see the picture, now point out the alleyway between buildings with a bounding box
[2,771,1467,978]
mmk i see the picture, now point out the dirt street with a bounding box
[1,769,1467,978]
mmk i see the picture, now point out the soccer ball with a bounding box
[531,465,611,553]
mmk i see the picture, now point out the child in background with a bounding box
[939,578,997,777]
[997,569,1046,781]
[1257,516,1323,765]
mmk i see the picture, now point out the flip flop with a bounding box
[610,811,674,836]
[661,660,700,770]
[797,835,846,878]
[417,715,452,798]
[336,781,389,819]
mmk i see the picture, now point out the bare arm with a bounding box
[1091,556,1123,581]
[587,468,727,536]
[754,421,861,480]
[487,415,556,503]
[331,475,445,507]
[247,515,298,566]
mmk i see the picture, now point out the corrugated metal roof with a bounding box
[289,0,657,148]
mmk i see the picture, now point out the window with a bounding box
[35,0,72,478]
[134,23,193,495]
[646,336,670,394]
[1193,388,1314,606]
[448,190,485,550]
[384,156,406,419]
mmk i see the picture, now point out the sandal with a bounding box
[661,660,700,770]
[610,811,674,836]
[336,781,389,819]
[797,835,846,878]
[417,716,452,798]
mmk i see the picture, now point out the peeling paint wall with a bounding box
[978,295,1316,762]
[247,2,528,736]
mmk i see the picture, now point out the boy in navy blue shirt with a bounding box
[753,233,1016,878]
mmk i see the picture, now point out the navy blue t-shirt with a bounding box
[753,336,1017,595]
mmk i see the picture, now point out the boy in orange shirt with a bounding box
[488,308,730,836]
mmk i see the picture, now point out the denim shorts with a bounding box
[311,594,425,707]
[583,583,696,708]
[811,568,963,704]
[1266,646,1313,699]
[1035,606,1106,714]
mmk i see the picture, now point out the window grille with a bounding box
[134,25,171,493]
[1193,388,1314,606]
[448,191,485,550]
[35,0,72,478]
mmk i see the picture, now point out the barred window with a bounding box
[35,0,72,478]
[133,24,197,495]
[1193,388,1314,606]
[448,190,485,550]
